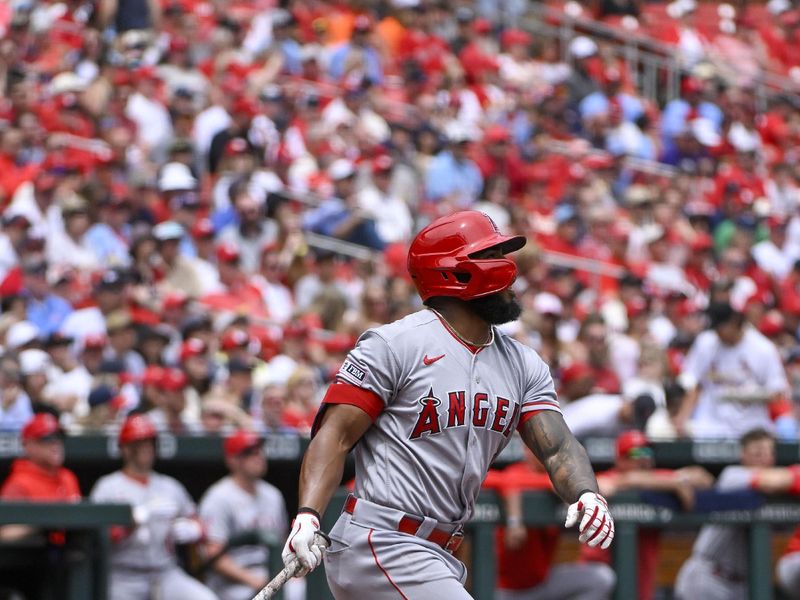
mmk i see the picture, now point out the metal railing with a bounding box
[523,1,800,107]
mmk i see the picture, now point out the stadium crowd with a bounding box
[2,0,800,598]
[1,0,800,441]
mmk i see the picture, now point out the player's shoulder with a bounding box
[360,309,439,345]
[90,470,125,496]
[742,326,776,350]
[152,471,191,495]
[255,480,284,503]
[495,329,547,366]
[692,329,719,349]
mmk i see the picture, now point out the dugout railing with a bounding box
[307,488,800,600]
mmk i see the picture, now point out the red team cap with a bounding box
[21,413,62,441]
[221,329,250,351]
[159,368,188,391]
[407,211,526,301]
[118,414,158,446]
[191,218,214,239]
[142,365,165,387]
[616,430,651,459]
[216,242,241,263]
[223,429,263,457]
[180,337,207,361]
[83,333,108,350]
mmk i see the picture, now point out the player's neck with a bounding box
[123,466,150,484]
[232,473,257,495]
[430,303,492,347]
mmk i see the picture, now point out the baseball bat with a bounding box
[250,532,330,600]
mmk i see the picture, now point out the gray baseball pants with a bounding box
[495,562,616,600]
[777,552,800,599]
[109,565,217,600]
[324,507,472,599]
[674,557,746,600]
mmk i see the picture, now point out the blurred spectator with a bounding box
[90,414,215,600]
[22,257,73,335]
[328,15,384,84]
[676,428,800,599]
[199,430,288,599]
[0,354,33,431]
[304,159,385,250]
[358,156,413,244]
[148,367,203,434]
[42,333,91,423]
[282,366,322,435]
[676,302,795,439]
[425,123,483,211]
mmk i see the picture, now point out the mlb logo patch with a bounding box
[341,361,366,382]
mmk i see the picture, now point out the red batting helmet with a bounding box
[118,414,157,446]
[407,211,526,301]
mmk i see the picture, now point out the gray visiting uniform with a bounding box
[322,310,561,599]
[674,466,753,600]
[91,471,216,600]
[777,550,800,599]
[199,476,288,600]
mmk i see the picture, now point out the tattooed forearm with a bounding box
[521,412,598,503]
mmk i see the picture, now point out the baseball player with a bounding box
[199,429,288,600]
[281,211,614,599]
[778,525,800,599]
[90,414,216,600]
[674,428,800,600]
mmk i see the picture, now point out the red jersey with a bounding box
[579,468,674,600]
[483,463,559,590]
[0,459,81,501]
[786,527,800,556]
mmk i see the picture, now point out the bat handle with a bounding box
[251,532,330,600]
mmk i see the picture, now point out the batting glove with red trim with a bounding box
[565,491,614,549]
[282,512,324,577]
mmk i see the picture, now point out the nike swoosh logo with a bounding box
[423,354,445,366]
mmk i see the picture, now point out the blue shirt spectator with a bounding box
[85,223,132,268]
[27,295,73,336]
[580,91,645,123]
[328,17,383,84]
[661,99,724,143]
[425,141,484,207]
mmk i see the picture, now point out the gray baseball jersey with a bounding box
[90,470,196,571]
[199,476,288,599]
[322,308,561,524]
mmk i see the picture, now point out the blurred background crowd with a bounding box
[2,0,800,444]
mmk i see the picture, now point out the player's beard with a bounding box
[467,292,522,325]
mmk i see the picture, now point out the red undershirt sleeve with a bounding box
[310,381,385,437]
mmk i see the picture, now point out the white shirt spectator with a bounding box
[752,238,798,280]
[358,186,413,244]
[680,326,788,438]
[194,105,232,158]
[126,92,173,151]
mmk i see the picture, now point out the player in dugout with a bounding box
[483,447,616,600]
[0,412,81,540]
[90,413,215,600]
[199,429,289,600]
[675,427,800,600]
[580,430,713,600]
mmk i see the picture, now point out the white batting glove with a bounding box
[282,511,324,577]
[565,491,614,550]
